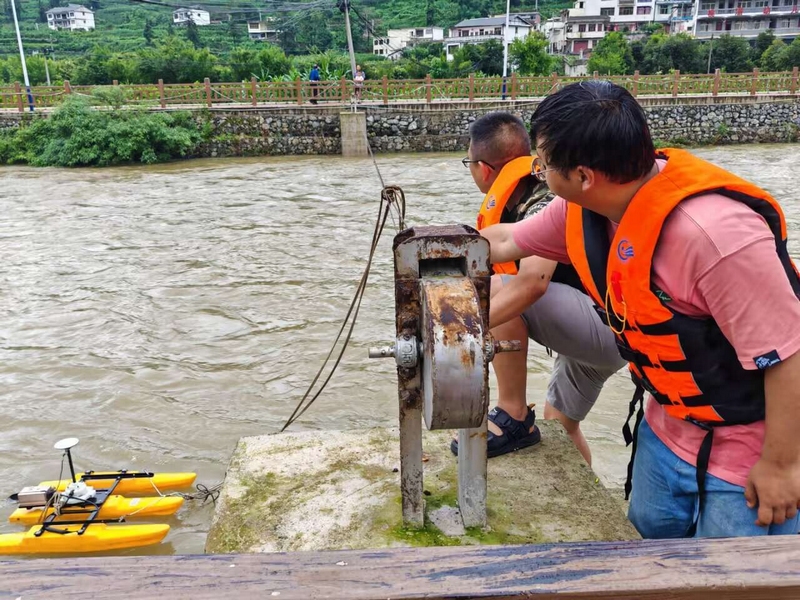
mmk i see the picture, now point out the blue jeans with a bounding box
[628,418,799,538]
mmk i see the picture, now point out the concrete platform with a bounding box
[205,420,639,554]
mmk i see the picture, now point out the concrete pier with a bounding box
[339,111,369,157]
[205,420,639,554]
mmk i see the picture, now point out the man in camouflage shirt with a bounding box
[452,112,624,464]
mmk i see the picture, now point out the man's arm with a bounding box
[490,256,556,329]
[745,353,800,526]
[481,223,528,266]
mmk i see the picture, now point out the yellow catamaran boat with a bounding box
[40,472,197,496]
[9,494,184,525]
[0,523,170,555]
[2,437,198,555]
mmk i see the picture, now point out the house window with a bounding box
[579,1,585,6]
[637,6,652,13]
[620,6,634,13]
[515,26,519,33]
[779,17,791,26]
[579,23,587,31]
[589,23,597,30]
[601,7,615,14]
[659,4,670,12]
[495,27,502,34]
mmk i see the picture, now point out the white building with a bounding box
[694,0,800,40]
[444,16,533,60]
[173,6,211,26]
[373,27,445,59]
[46,4,94,31]
[652,0,697,33]
[248,18,279,41]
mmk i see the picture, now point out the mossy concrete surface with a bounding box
[204,420,639,554]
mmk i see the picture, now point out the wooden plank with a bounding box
[204,77,212,108]
[3,536,800,599]
[158,79,165,109]
[791,66,798,95]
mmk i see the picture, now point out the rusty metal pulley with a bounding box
[419,277,487,430]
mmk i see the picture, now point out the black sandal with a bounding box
[450,405,541,458]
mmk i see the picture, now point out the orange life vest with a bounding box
[476,156,535,275]
[565,147,800,503]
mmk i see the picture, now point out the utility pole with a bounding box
[707,34,713,74]
[43,49,51,86]
[501,0,511,100]
[10,0,34,112]
[339,0,357,80]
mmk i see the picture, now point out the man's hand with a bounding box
[745,457,800,526]
[746,351,800,527]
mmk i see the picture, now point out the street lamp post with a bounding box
[501,0,511,100]
[10,0,34,112]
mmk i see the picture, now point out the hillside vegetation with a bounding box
[0,0,562,58]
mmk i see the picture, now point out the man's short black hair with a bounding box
[530,81,656,184]
[469,112,531,167]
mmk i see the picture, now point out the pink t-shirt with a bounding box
[510,166,800,487]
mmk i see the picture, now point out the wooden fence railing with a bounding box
[2,535,800,599]
[1,68,798,112]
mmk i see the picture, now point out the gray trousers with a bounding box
[502,276,626,422]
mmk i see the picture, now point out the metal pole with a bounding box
[10,0,34,112]
[65,449,77,483]
[501,0,511,100]
[343,1,357,83]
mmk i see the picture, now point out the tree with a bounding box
[185,19,202,49]
[509,32,554,76]
[640,33,703,74]
[38,0,47,22]
[753,30,775,65]
[710,35,753,73]
[143,18,154,45]
[588,31,634,75]
[760,39,788,72]
[784,38,800,69]
[257,44,292,79]
[227,19,243,45]
[136,36,218,83]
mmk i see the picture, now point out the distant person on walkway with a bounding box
[480,80,800,539]
[353,65,365,103]
[310,64,321,105]
[451,112,625,464]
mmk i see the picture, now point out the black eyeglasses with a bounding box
[532,156,554,182]
[462,157,496,171]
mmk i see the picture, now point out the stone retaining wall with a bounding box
[199,99,800,157]
[1,98,798,158]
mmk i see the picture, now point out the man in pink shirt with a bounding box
[480,80,800,538]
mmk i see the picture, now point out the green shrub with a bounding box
[0,96,202,167]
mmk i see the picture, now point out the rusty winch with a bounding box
[369,225,520,528]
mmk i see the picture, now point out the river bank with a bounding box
[1,95,799,166]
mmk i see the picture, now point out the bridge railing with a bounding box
[1,67,797,112]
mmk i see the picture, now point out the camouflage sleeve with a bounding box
[517,181,557,221]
